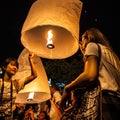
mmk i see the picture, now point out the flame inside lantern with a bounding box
[46,30,55,49]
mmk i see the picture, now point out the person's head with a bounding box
[37,111,50,120]
[79,27,111,54]
[1,57,19,77]
[50,84,60,95]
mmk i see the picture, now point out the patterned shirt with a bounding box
[0,78,26,117]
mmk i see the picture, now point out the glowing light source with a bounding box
[27,92,34,102]
[21,0,83,59]
[46,30,55,49]
[14,48,51,104]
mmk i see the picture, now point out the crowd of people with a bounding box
[0,28,120,120]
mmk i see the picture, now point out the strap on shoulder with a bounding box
[0,78,4,101]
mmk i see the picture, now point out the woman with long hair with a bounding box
[60,27,120,120]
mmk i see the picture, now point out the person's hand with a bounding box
[60,91,67,111]
[24,108,34,120]
[29,52,34,59]
[50,97,55,103]
[60,89,71,112]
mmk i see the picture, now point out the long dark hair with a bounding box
[82,27,111,47]
[82,27,120,62]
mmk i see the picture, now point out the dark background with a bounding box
[0,0,117,65]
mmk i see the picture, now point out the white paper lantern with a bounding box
[14,48,51,103]
[21,0,83,59]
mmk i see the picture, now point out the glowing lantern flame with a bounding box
[46,30,55,49]
[27,92,34,102]
[48,30,53,43]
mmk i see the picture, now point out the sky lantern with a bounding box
[15,0,83,104]
[21,0,83,59]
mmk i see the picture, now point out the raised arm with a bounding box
[24,53,37,85]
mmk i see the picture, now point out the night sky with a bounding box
[0,0,117,65]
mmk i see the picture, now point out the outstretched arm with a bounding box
[60,55,99,111]
[24,53,37,85]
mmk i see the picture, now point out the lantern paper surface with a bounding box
[14,48,51,103]
[21,0,83,59]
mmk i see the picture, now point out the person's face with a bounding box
[50,86,54,94]
[5,60,18,76]
[37,112,46,120]
[79,35,89,54]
